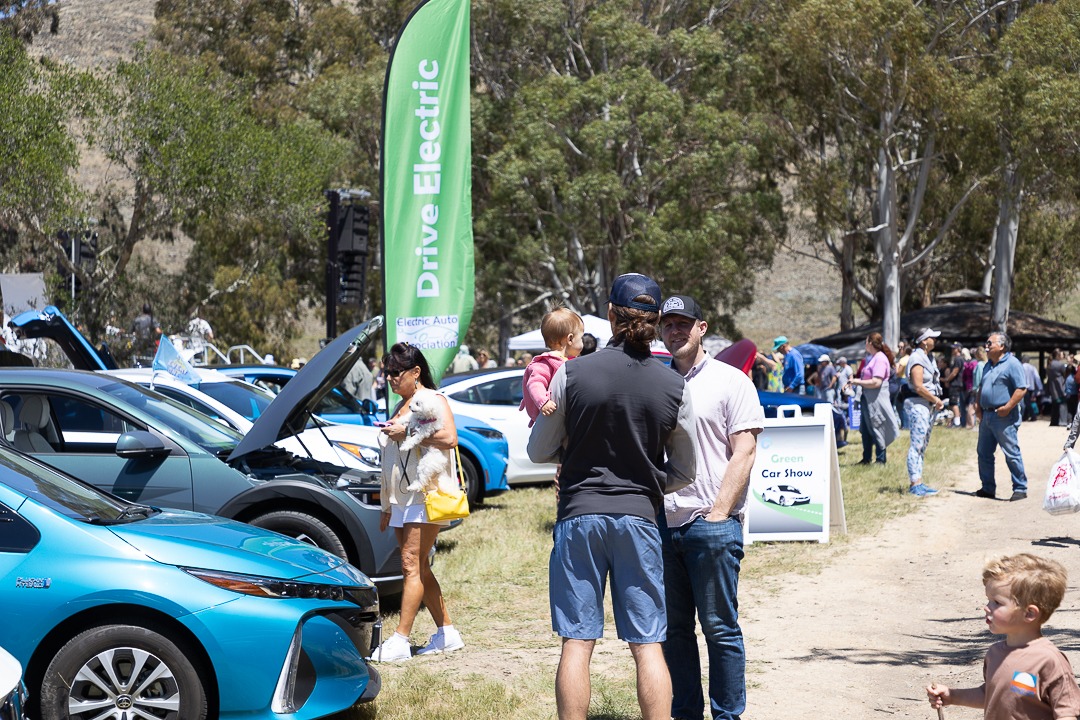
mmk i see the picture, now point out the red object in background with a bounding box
[715,339,757,376]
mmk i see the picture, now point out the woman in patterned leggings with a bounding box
[904,329,947,496]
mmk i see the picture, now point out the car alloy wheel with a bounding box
[40,624,207,720]
[778,496,789,506]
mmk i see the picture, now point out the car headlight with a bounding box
[183,568,377,607]
[464,426,503,441]
[333,441,381,467]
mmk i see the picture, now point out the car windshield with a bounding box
[317,387,364,416]
[198,381,319,429]
[99,382,242,454]
[0,447,129,522]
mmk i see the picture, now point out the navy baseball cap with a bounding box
[661,295,703,321]
[609,273,661,312]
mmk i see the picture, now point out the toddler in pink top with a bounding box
[520,308,585,426]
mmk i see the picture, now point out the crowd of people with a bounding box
[752,329,1080,502]
[119,291,1080,720]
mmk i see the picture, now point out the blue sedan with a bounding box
[0,445,380,720]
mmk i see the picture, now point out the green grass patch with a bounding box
[334,424,977,719]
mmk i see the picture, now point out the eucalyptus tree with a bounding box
[960,0,1080,329]
[155,0,787,347]
[84,47,348,344]
[472,0,786,339]
[0,33,93,285]
[776,0,984,345]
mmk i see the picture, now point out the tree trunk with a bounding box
[840,231,856,330]
[875,141,902,350]
[991,159,1022,332]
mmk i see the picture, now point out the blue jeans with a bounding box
[978,408,1027,494]
[661,516,745,720]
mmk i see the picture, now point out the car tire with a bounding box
[778,496,789,506]
[459,452,483,507]
[40,624,207,720]
[249,510,349,559]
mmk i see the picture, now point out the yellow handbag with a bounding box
[425,446,470,522]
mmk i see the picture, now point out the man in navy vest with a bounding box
[529,273,698,720]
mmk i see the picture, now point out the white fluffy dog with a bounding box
[398,389,454,493]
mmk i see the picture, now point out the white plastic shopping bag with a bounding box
[1043,449,1080,515]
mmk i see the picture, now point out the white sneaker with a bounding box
[417,627,464,655]
[369,633,412,662]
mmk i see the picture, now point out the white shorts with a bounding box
[389,503,448,528]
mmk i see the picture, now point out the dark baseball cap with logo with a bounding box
[660,295,704,321]
[609,273,661,312]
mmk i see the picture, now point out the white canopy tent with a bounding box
[507,314,613,351]
[508,313,729,358]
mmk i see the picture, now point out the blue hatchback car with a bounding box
[0,445,380,720]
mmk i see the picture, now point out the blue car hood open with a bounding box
[8,305,116,371]
[109,509,369,584]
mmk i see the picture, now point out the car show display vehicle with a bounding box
[106,367,383,471]
[215,364,384,426]
[9,308,509,507]
[0,366,404,593]
[439,368,559,486]
[0,445,380,720]
[217,365,510,506]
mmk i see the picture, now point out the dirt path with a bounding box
[742,420,1080,719]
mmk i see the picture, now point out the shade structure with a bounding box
[810,303,1080,354]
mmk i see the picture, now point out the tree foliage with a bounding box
[4,0,1079,360]
[471,0,786,343]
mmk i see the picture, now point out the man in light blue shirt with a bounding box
[974,332,1029,501]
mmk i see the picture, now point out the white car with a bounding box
[106,368,382,471]
[761,484,811,506]
[0,646,26,720]
[440,368,557,485]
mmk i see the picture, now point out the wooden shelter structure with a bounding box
[811,303,1080,355]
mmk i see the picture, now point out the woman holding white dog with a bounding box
[369,342,464,662]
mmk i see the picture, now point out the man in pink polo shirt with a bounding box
[659,294,765,720]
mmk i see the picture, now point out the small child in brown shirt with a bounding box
[927,554,1080,720]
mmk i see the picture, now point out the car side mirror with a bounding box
[116,431,171,460]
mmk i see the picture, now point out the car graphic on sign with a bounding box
[761,485,810,507]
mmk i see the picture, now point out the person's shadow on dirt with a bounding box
[1032,536,1080,549]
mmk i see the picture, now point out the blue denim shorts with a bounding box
[549,514,666,644]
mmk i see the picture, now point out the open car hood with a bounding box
[228,317,384,462]
[7,305,117,370]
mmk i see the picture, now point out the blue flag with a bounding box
[152,338,201,385]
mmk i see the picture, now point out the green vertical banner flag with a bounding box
[381,0,474,382]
